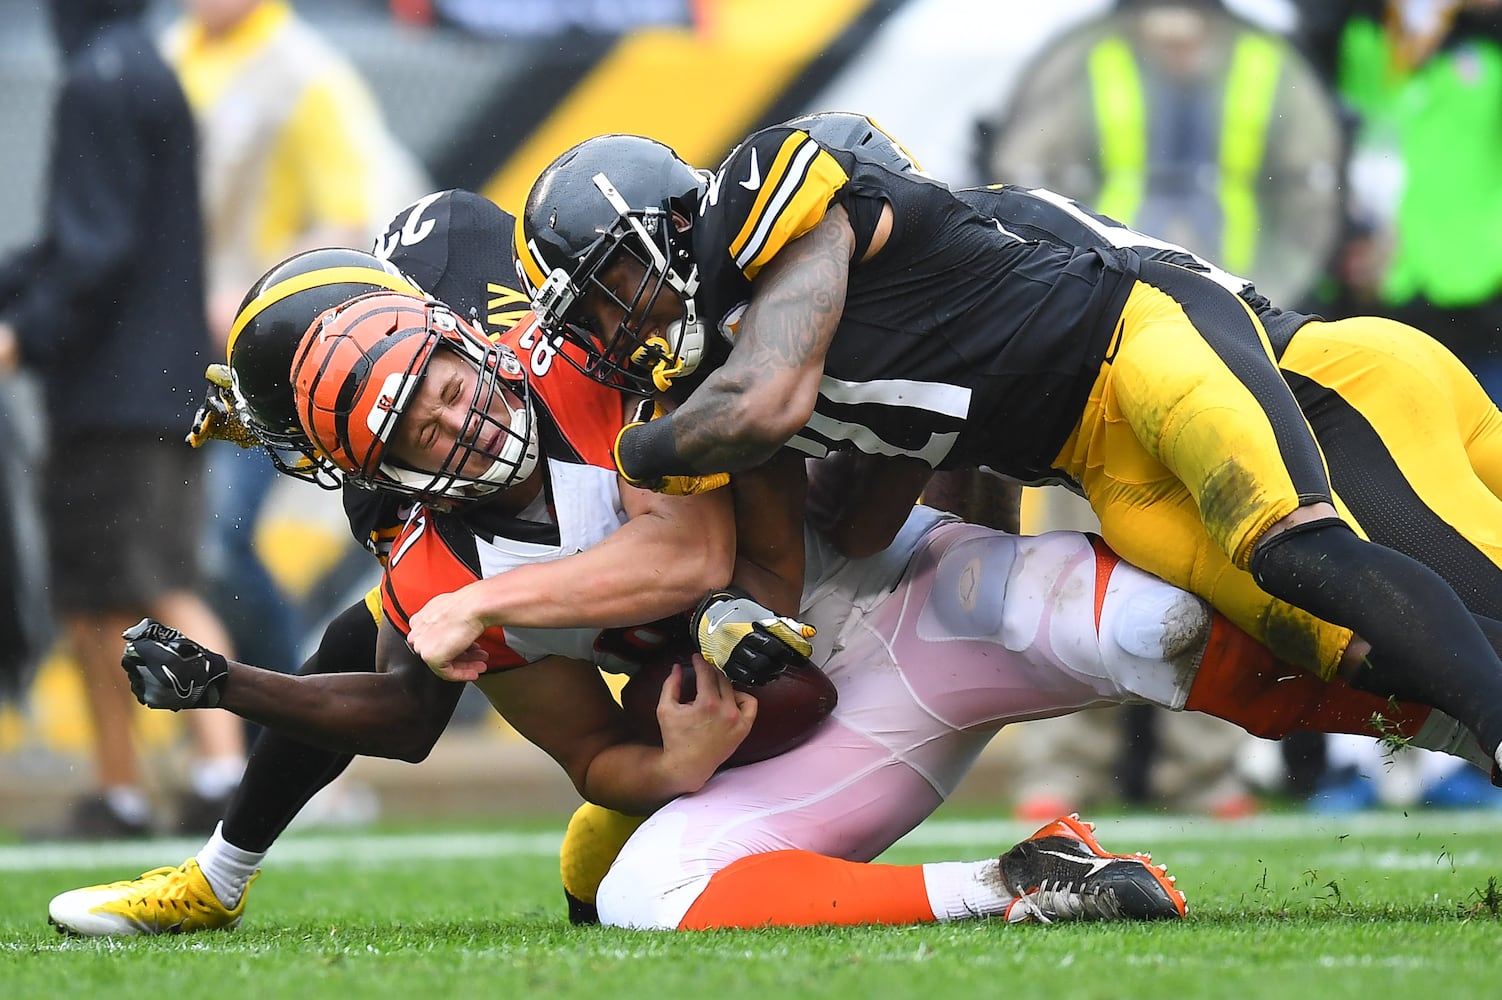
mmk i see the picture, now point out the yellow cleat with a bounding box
[48,859,256,936]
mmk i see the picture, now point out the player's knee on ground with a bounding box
[594,824,715,930]
[560,803,645,924]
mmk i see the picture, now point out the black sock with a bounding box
[220,601,378,853]
[1251,519,1502,757]
[221,733,355,853]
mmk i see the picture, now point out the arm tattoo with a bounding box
[670,210,855,472]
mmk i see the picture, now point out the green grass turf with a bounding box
[3,809,1501,999]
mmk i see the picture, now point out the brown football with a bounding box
[619,646,838,768]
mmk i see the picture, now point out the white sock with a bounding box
[196,822,265,909]
[190,755,247,800]
[921,860,1013,921]
[102,786,151,826]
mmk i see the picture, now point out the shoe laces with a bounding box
[1010,877,1125,924]
[110,865,212,917]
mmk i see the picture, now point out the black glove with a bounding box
[692,587,816,687]
[121,618,229,711]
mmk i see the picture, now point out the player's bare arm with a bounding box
[677,205,850,465]
[405,475,736,677]
[475,653,756,815]
[617,208,856,481]
[121,616,463,762]
[215,644,461,762]
[725,449,808,617]
[808,451,934,559]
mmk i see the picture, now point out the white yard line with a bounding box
[0,810,1495,872]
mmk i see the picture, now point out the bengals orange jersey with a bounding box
[379,316,639,670]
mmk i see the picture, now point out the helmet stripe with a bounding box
[514,212,546,292]
[227,266,423,361]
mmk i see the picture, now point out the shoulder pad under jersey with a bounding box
[698,125,852,282]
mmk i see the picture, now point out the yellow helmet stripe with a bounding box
[515,211,546,293]
[226,265,422,361]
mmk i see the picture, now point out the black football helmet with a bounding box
[514,133,708,394]
[225,248,425,486]
[783,110,927,176]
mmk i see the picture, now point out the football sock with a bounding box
[1251,519,1502,757]
[1183,613,1431,741]
[197,822,264,908]
[220,728,354,853]
[922,860,1014,921]
[678,850,940,928]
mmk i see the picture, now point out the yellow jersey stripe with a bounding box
[729,131,816,262]
[736,143,850,280]
[515,212,546,293]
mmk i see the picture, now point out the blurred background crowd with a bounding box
[1,0,1500,840]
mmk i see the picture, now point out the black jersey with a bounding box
[953,184,1319,357]
[346,189,532,565]
[682,116,1139,482]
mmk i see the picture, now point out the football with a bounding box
[619,645,838,767]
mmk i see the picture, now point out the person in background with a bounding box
[1286,0,1502,810]
[0,0,244,839]
[1293,1,1502,402]
[161,0,429,696]
[969,0,1344,819]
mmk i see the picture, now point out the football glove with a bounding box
[121,618,229,711]
[185,364,260,449]
[692,587,816,687]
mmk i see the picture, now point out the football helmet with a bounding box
[784,110,926,176]
[515,133,708,394]
[290,292,539,506]
[226,247,425,486]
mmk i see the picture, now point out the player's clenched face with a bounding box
[575,255,685,368]
[387,347,527,480]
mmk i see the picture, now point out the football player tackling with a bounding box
[514,111,1502,786]
[76,284,1488,932]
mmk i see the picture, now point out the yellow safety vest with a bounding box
[1086,30,1282,273]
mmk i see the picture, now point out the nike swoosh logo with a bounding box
[1038,849,1117,878]
[704,609,739,634]
[739,148,761,191]
[160,664,196,699]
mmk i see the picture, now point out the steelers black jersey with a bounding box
[953,184,1319,357]
[344,189,534,565]
[681,116,1139,482]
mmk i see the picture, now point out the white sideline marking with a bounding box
[0,811,1495,873]
[0,831,562,872]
